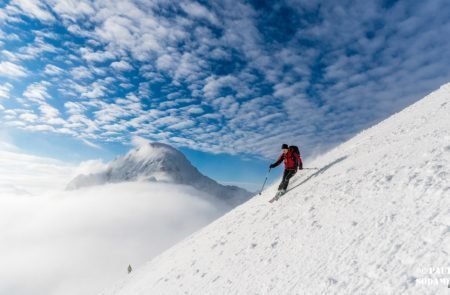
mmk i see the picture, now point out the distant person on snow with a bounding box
[269,144,303,194]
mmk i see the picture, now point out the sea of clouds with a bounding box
[0,144,229,295]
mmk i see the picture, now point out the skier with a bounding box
[269,144,303,197]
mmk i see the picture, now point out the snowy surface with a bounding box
[67,142,252,206]
[101,83,450,295]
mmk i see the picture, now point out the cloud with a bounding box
[65,113,98,134]
[0,61,28,78]
[1,0,450,161]
[186,106,205,115]
[131,135,150,148]
[168,119,195,130]
[180,2,221,26]
[203,75,240,99]
[39,102,61,120]
[0,145,76,195]
[156,54,177,72]
[0,140,18,151]
[44,64,64,75]
[19,111,39,122]
[173,52,207,82]
[49,0,95,19]
[80,47,116,63]
[23,82,51,102]
[18,35,59,59]
[81,138,102,149]
[94,102,130,123]
[0,9,7,23]
[9,0,55,22]
[73,159,108,175]
[110,60,133,71]
[0,145,230,295]
[64,101,86,115]
[0,82,13,99]
[70,66,94,80]
[24,124,57,132]
[82,82,107,99]
[95,15,140,51]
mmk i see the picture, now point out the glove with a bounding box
[269,164,275,169]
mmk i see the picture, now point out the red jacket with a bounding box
[272,150,303,170]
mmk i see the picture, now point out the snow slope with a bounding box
[67,142,252,206]
[101,84,450,295]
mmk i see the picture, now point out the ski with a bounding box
[268,197,277,203]
[269,191,285,203]
[268,195,278,203]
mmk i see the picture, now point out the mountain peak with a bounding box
[67,142,252,205]
[113,142,197,183]
[129,142,181,162]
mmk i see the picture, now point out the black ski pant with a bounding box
[278,169,296,191]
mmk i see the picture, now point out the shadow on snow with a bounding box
[284,155,349,195]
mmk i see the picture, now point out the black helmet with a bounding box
[281,143,288,149]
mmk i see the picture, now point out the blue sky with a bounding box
[1,0,450,191]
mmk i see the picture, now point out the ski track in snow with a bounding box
[101,84,450,295]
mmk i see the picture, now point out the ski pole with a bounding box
[302,167,319,170]
[259,168,271,195]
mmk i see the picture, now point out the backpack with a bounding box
[289,145,300,157]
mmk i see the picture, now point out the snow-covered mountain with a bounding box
[100,83,450,295]
[67,142,252,206]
